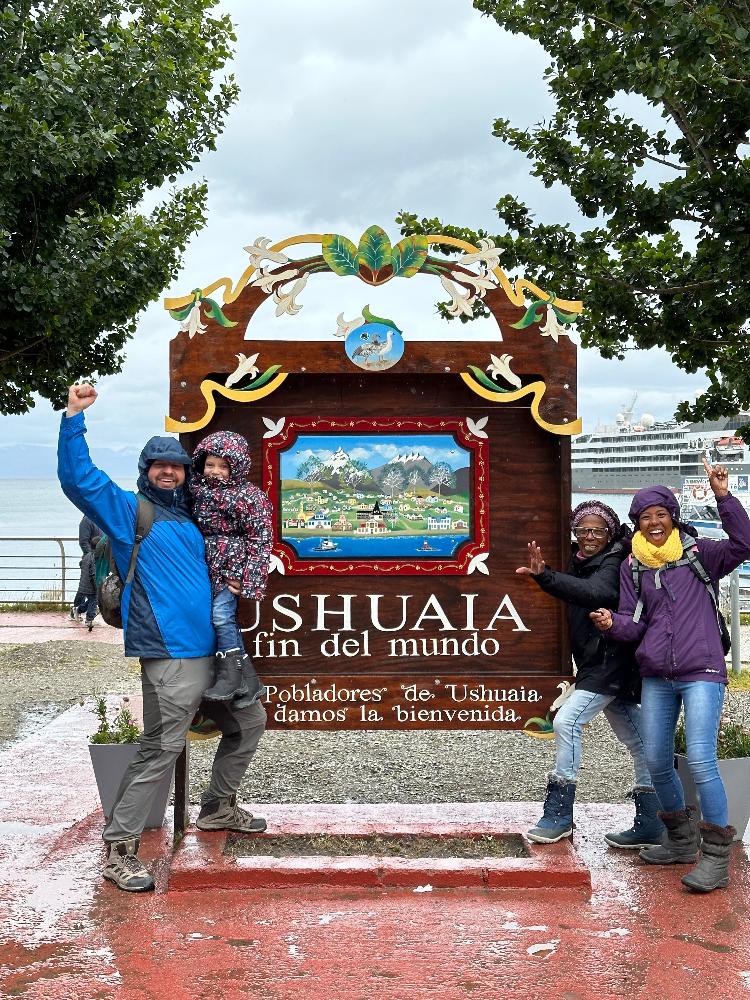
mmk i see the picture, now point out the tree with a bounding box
[428,462,454,497]
[398,1,750,426]
[0,1,239,414]
[298,456,324,485]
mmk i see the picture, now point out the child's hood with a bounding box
[192,431,252,485]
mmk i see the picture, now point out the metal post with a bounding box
[56,538,66,603]
[730,569,741,675]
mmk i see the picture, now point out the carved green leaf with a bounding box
[391,236,429,278]
[202,296,237,328]
[242,364,281,390]
[322,234,359,275]
[361,304,400,332]
[357,225,392,271]
[510,299,547,329]
[467,365,509,392]
[168,302,194,322]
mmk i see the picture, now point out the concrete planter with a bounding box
[89,743,173,829]
[675,754,750,841]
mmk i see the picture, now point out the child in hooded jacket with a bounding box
[190,431,273,706]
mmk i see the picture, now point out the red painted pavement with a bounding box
[1,704,750,998]
[0,610,123,645]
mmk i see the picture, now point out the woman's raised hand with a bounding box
[701,456,729,498]
[516,541,545,576]
[590,608,613,631]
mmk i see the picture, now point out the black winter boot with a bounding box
[203,648,248,702]
[639,806,699,864]
[527,774,576,843]
[232,654,268,708]
[604,787,666,849]
[681,821,736,893]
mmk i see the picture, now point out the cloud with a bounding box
[0,0,709,460]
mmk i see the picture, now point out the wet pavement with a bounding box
[1,703,750,998]
[0,611,123,645]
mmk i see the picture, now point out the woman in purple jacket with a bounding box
[591,459,750,893]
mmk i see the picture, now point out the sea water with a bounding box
[0,481,634,602]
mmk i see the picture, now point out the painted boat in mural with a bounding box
[313,538,339,552]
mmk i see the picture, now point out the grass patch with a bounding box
[225,832,528,860]
[728,672,750,691]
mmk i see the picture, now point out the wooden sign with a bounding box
[166,227,583,734]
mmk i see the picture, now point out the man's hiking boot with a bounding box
[639,806,699,864]
[86,619,94,632]
[102,837,155,892]
[681,821,736,893]
[233,654,268,708]
[203,649,248,702]
[604,787,666,849]
[527,774,576,843]
[196,793,267,834]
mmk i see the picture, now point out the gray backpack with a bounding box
[94,497,155,628]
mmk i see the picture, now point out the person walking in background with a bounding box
[58,384,268,894]
[517,501,663,849]
[591,459,750,893]
[189,431,273,707]
[71,525,102,630]
[69,514,101,621]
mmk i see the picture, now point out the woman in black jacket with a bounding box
[517,501,663,848]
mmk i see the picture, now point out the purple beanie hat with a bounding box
[629,485,680,523]
[570,501,620,538]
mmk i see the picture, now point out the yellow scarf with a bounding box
[631,528,683,568]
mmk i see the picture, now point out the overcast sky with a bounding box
[1,0,706,458]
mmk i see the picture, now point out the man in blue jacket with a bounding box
[59,383,267,892]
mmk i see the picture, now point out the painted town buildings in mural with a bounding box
[278,433,472,559]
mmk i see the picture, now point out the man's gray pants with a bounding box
[103,656,266,843]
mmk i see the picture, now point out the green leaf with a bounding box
[361,304,400,331]
[357,225,393,271]
[551,305,579,325]
[168,302,194,322]
[243,364,281,390]
[510,300,547,329]
[322,233,359,275]
[467,365,509,392]
[391,235,429,277]
[201,296,237,328]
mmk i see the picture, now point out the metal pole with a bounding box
[56,538,66,603]
[730,569,741,675]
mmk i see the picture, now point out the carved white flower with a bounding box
[550,681,573,712]
[250,267,299,293]
[243,237,290,269]
[273,273,308,317]
[225,353,260,388]
[486,353,522,389]
[460,272,496,299]
[262,416,285,439]
[467,552,489,576]
[539,305,571,344]
[439,274,475,318]
[334,312,365,338]
[466,416,489,439]
[460,237,503,271]
[269,553,285,575]
[180,302,207,339]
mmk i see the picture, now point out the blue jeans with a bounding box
[211,587,245,654]
[640,677,727,826]
[74,593,97,621]
[553,688,652,787]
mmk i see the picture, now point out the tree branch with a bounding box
[662,96,717,177]
[0,337,46,364]
[644,153,688,171]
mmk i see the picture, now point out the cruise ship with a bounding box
[572,395,750,492]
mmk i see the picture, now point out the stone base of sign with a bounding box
[169,802,591,894]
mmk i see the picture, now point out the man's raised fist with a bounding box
[66,383,98,416]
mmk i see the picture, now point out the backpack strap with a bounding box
[124,496,155,585]
[629,553,646,624]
